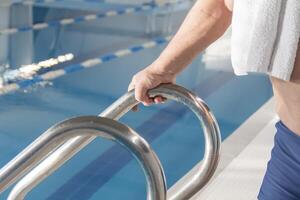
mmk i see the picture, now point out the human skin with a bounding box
[128,0,300,135]
[271,41,300,135]
[128,0,232,105]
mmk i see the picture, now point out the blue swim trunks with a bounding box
[258,121,300,200]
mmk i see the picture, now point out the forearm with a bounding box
[151,0,232,75]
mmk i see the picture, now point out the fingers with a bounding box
[128,81,139,112]
[129,79,153,111]
[131,74,153,106]
[128,69,171,111]
[135,84,153,106]
[131,105,139,112]
[128,78,166,107]
[153,96,167,104]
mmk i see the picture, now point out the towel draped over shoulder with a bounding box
[231,0,300,81]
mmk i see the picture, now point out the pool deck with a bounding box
[169,98,276,200]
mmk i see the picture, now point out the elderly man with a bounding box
[128,0,300,199]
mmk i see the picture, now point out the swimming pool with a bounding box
[0,1,273,199]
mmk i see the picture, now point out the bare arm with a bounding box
[153,0,232,75]
[129,0,232,106]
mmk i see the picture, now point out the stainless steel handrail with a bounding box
[6,116,166,200]
[0,84,221,200]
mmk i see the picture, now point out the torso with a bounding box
[224,0,300,134]
[224,0,300,135]
[271,39,300,135]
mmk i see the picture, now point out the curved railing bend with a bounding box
[6,117,166,200]
[0,84,221,200]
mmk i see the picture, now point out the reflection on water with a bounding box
[0,0,191,94]
[0,53,74,85]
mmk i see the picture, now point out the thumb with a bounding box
[128,81,139,112]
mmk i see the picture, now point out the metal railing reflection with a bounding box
[5,117,166,200]
[0,84,221,200]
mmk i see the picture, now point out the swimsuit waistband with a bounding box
[275,120,300,145]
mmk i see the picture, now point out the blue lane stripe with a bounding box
[130,46,144,52]
[13,0,173,7]
[46,72,234,200]
[2,1,187,36]
[1,36,170,95]
[64,64,84,74]
[47,20,61,27]
[74,16,86,23]
[155,38,168,44]
[134,7,143,12]
[13,0,116,5]
[18,76,44,89]
[18,26,32,32]
[96,13,106,18]
[116,10,126,15]
[101,54,118,62]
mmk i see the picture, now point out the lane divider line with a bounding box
[15,0,65,5]
[0,0,187,36]
[9,0,139,6]
[0,36,172,95]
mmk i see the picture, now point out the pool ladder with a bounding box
[0,84,221,200]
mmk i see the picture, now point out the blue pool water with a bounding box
[0,2,273,199]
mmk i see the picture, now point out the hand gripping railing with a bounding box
[0,84,221,200]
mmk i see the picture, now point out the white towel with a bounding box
[231,0,300,81]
